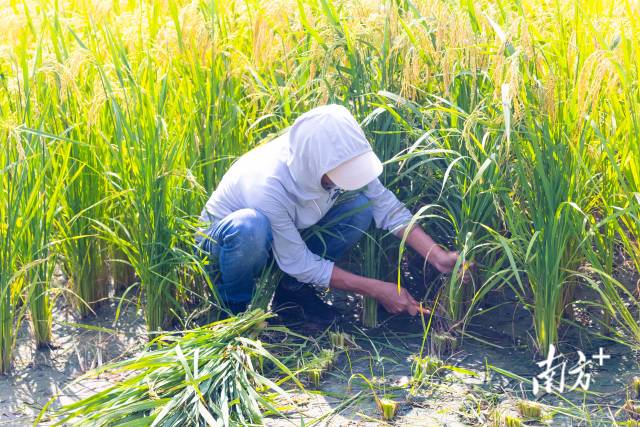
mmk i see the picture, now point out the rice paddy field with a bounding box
[1,0,640,425]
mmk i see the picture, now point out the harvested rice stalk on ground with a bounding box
[622,400,640,421]
[39,309,301,426]
[251,259,284,311]
[375,396,399,421]
[300,348,336,388]
[491,409,523,427]
[328,331,356,350]
[631,376,640,399]
[516,399,544,420]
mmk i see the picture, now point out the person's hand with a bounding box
[432,250,474,283]
[372,283,419,316]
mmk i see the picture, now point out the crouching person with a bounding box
[195,104,464,324]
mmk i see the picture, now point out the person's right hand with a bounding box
[372,282,419,316]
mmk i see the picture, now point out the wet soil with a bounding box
[2,264,639,426]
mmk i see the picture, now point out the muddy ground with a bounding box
[1,270,639,426]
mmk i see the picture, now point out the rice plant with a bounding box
[90,30,194,332]
[50,132,110,317]
[20,133,57,347]
[0,130,58,364]
[503,81,587,354]
[427,104,506,327]
[0,136,31,373]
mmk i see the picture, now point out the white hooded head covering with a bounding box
[285,104,381,200]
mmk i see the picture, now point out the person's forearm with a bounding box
[329,265,420,315]
[393,223,447,264]
[328,265,385,299]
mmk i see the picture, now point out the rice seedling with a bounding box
[40,309,301,426]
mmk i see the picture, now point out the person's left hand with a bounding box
[433,250,474,283]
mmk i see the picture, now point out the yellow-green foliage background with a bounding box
[1,0,639,372]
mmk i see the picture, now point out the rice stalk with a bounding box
[89,27,194,332]
[41,309,300,426]
[21,134,57,347]
[362,236,381,328]
[0,136,32,373]
[503,79,586,354]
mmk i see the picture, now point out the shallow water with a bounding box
[325,287,640,426]
[2,273,637,426]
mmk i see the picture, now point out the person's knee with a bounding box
[225,209,273,254]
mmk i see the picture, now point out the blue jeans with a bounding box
[196,193,373,310]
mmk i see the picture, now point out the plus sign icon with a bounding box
[591,347,610,366]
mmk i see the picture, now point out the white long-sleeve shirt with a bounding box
[198,105,413,286]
